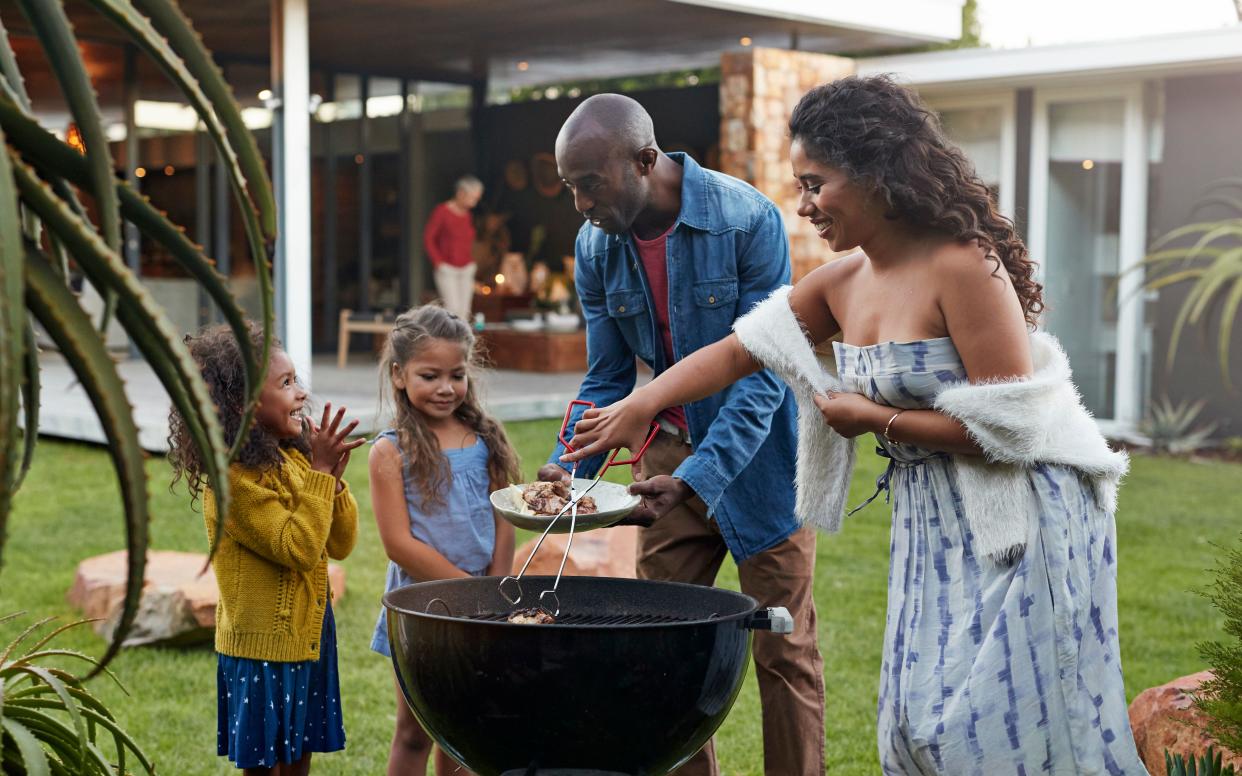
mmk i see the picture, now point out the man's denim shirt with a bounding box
[549,153,800,562]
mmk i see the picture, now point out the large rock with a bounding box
[67,550,346,647]
[512,525,638,579]
[1128,671,1242,771]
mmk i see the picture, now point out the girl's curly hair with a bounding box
[379,305,521,511]
[789,74,1043,327]
[167,323,310,504]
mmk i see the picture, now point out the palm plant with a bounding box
[0,0,276,676]
[1136,180,1242,388]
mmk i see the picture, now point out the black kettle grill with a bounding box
[384,576,793,776]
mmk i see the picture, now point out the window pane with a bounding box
[1041,99,1125,418]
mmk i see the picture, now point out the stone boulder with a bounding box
[1128,671,1242,772]
[512,525,638,579]
[67,550,346,647]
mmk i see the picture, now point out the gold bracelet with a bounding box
[882,409,906,442]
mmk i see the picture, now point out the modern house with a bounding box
[8,0,1241,438]
[853,26,1242,436]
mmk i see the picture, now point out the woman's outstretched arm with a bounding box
[560,333,761,462]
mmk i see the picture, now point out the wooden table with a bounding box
[477,325,587,372]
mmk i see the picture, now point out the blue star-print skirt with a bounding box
[216,603,346,768]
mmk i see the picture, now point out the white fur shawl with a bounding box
[733,286,1129,562]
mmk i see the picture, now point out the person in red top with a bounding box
[424,175,483,320]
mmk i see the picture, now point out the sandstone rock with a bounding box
[512,525,638,579]
[1128,671,1242,772]
[68,550,346,647]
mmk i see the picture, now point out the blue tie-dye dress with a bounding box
[833,337,1148,776]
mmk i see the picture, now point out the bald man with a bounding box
[540,94,826,775]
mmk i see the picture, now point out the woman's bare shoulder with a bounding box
[932,241,1013,288]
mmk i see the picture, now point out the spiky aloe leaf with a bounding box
[10,150,234,566]
[126,0,274,240]
[0,93,261,458]
[15,0,122,330]
[0,13,32,111]
[15,321,38,491]
[0,113,24,560]
[6,664,87,767]
[128,0,276,445]
[1,716,51,776]
[22,248,148,675]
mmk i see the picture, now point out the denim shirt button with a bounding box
[617,305,626,313]
[708,295,716,304]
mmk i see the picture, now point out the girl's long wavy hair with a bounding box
[380,305,521,511]
[789,74,1044,327]
[167,324,310,505]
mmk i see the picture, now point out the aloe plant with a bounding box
[1137,179,1242,389]
[0,612,156,775]
[1165,747,1238,776]
[1141,396,1220,455]
[0,0,277,675]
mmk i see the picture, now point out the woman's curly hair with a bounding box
[789,74,1043,327]
[167,323,310,504]
[379,305,521,511]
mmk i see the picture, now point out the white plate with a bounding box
[490,479,640,533]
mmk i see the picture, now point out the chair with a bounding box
[337,308,396,368]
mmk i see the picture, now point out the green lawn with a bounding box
[4,424,1238,775]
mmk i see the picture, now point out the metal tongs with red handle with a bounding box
[499,400,659,616]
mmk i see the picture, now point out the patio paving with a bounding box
[29,352,645,453]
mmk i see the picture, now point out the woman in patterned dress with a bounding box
[563,75,1148,774]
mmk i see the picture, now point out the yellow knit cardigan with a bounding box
[203,448,358,662]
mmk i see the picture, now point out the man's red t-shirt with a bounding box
[632,226,688,432]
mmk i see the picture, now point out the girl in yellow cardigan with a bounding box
[169,325,364,775]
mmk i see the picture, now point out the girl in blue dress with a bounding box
[368,305,521,776]
[563,76,1148,774]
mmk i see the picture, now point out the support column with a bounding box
[407,101,428,306]
[356,75,372,313]
[321,73,339,344]
[195,131,212,325]
[398,78,411,310]
[718,48,854,281]
[271,0,312,383]
[122,45,140,357]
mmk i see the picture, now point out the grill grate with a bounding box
[466,611,696,626]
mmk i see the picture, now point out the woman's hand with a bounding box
[310,402,366,482]
[811,391,889,438]
[559,393,658,464]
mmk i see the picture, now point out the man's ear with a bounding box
[636,147,658,175]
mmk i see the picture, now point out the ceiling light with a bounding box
[740,36,752,47]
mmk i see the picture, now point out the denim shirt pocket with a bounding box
[605,289,655,363]
[692,278,739,320]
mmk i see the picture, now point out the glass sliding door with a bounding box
[1029,85,1148,429]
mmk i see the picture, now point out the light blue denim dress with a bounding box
[370,430,495,657]
[834,337,1148,775]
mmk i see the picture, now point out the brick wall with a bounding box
[719,48,855,281]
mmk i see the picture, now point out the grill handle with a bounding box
[746,606,794,635]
